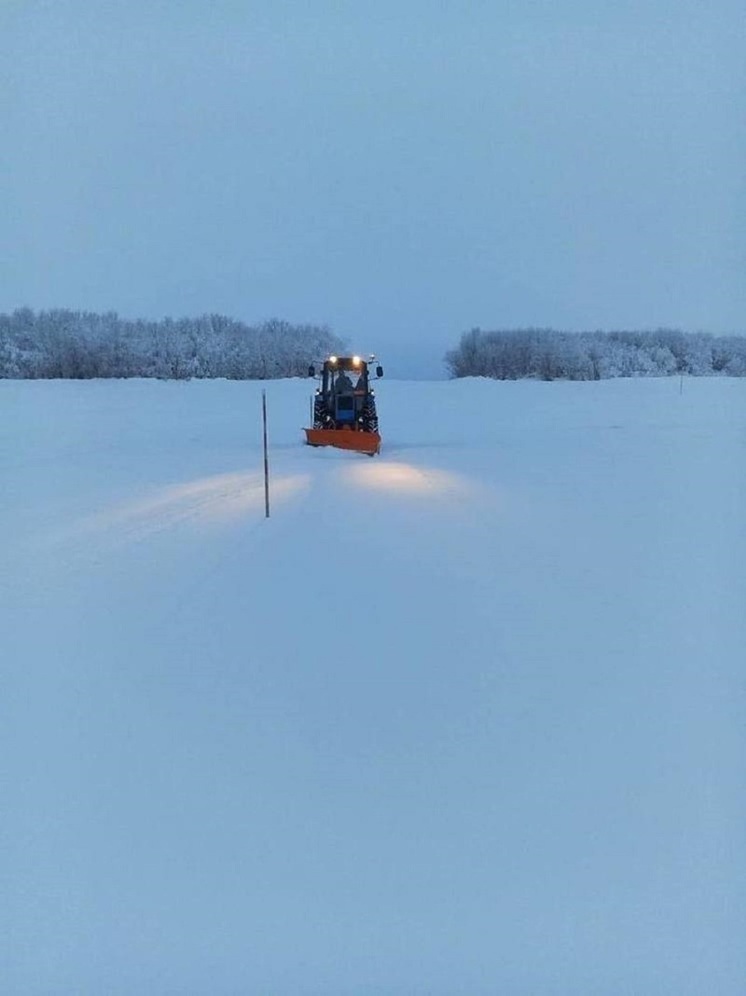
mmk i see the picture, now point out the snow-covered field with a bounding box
[3,376,745,994]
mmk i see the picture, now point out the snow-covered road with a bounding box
[3,376,745,994]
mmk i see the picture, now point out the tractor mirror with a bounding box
[308,364,315,377]
[376,365,384,378]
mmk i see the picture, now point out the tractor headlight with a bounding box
[329,355,337,364]
[352,355,361,365]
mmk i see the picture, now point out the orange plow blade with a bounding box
[304,427,381,455]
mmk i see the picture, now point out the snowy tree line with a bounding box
[0,308,346,380]
[446,328,746,380]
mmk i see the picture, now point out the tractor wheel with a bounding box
[313,397,333,429]
[361,397,378,433]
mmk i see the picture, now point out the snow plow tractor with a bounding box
[304,355,383,455]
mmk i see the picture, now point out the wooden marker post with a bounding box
[262,389,270,518]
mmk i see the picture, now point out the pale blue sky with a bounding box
[2,0,744,372]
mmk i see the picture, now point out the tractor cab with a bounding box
[305,354,383,455]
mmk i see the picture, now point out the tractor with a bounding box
[304,354,383,455]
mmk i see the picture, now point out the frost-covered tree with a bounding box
[0,309,346,380]
[445,328,746,381]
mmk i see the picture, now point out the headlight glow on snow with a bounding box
[68,472,311,540]
[345,461,470,498]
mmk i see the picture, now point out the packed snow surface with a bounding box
[3,376,745,994]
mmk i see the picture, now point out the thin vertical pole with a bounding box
[262,389,270,518]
